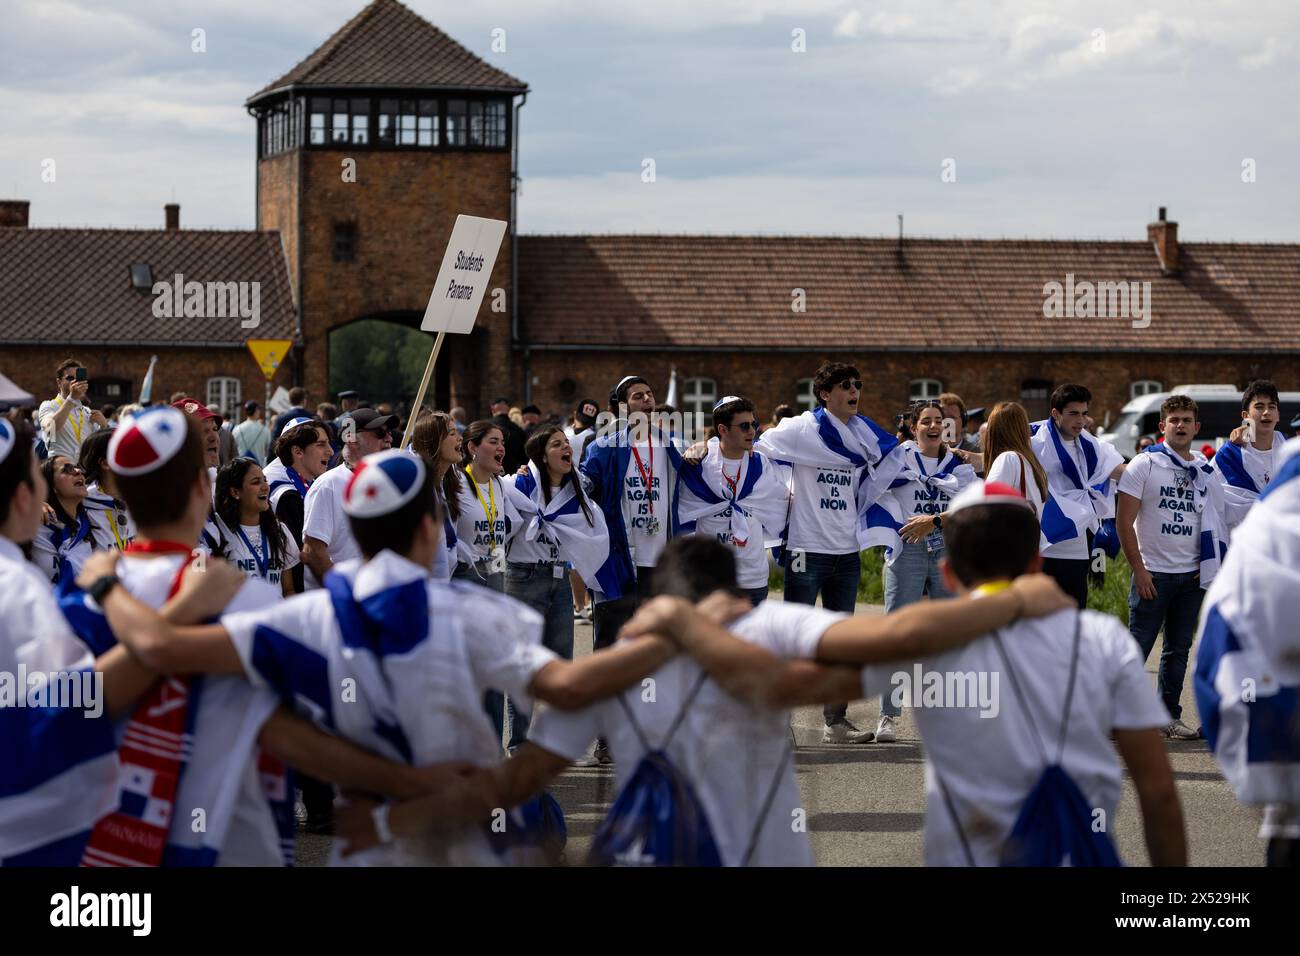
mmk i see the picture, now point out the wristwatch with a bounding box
[87,574,119,604]
[931,515,943,530]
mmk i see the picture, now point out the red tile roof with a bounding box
[0,228,296,347]
[517,235,1300,353]
[247,0,526,106]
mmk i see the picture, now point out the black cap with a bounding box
[337,390,359,400]
[243,400,259,414]
[492,396,510,407]
[575,398,600,426]
[522,404,541,416]
[350,408,398,433]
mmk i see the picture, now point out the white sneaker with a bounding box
[1163,718,1200,740]
[875,715,899,743]
[571,751,600,768]
[822,717,874,744]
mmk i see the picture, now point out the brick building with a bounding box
[2,0,1298,430]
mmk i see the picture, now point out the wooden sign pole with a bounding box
[401,329,446,448]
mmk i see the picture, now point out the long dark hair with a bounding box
[78,429,113,488]
[215,458,288,566]
[411,411,461,521]
[463,420,503,470]
[525,425,594,525]
[40,455,97,546]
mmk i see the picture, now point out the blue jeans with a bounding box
[504,562,576,747]
[1128,569,1203,721]
[783,549,860,722]
[881,539,953,716]
[744,585,769,607]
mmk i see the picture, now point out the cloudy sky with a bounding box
[2,0,1297,241]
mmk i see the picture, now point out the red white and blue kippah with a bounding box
[947,480,1035,516]
[343,450,425,518]
[0,419,14,466]
[108,407,189,476]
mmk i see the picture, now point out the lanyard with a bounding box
[286,467,308,497]
[466,466,498,545]
[631,444,655,515]
[105,501,129,550]
[973,580,1013,597]
[56,395,84,443]
[237,525,270,579]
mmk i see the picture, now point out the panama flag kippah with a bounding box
[343,449,426,518]
[108,406,189,476]
[0,419,14,466]
[946,479,1035,516]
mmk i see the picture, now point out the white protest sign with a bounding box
[420,215,508,334]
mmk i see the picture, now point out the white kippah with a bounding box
[946,480,1035,517]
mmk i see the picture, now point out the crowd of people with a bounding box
[1,355,1296,868]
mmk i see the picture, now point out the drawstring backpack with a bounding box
[934,612,1122,867]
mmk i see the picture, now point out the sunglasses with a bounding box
[58,463,84,476]
[836,380,864,391]
[731,421,758,432]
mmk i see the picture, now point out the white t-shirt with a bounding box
[116,553,284,866]
[1117,451,1204,574]
[83,483,135,550]
[224,521,301,588]
[624,442,669,567]
[1040,436,1092,560]
[454,471,518,564]
[1241,441,1283,489]
[691,454,771,589]
[786,462,859,555]
[531,601,847,866]
[984,451,1045,517]
[302,463,361,587]
[904,608,1169,866]
[38,396,100,460]
[220,551,557,866]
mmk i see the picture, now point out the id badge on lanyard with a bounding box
[924,528,944,553]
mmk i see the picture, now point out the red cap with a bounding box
[170,397,217,422]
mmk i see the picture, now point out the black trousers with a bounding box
[1042,556,1089,609]
[592,566,656,652]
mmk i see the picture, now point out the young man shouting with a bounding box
[677,396,790,606]
[1030,384,1126,608]
[1117,395,1228,740]
[1212,379,1288,535]
[756,361,903,742]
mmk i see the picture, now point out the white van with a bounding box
[1098,384,1300,460]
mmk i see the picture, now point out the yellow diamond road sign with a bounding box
[247,339,293,381]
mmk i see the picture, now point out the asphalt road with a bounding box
[297,598,1263,867]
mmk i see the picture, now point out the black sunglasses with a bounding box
[734,421,758,432]
[58,463,83,475]
[836,379,864,391]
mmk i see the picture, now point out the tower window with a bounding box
[379,99,438,147]
[130,263,153,290]
[333,223,356,263]
[447,100,506,147]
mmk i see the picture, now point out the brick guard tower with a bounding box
[246,0,527,412]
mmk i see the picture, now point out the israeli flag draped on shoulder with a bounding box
[861,441,977,563]
[1212,432,1286,534]
[263,458,308,511]
[1195,437,1300,811]
[1141,442,1229,586]
[0,535,119,866]
[755,408,904,549]
[675,439,790,547]
[506,464,619,595]
[1030,420,1124,550]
